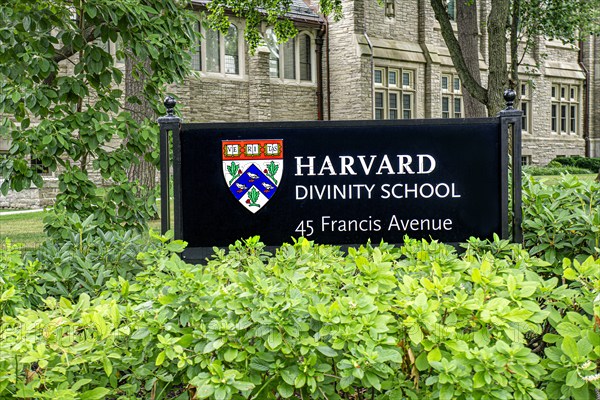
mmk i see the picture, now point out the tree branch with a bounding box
[430,0,488,106]
[53,25,97,63]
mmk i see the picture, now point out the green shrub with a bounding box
[522,165,593,175]
[0,240,43,316]
[24,214,156,304]
[522,174,600,268]
[552,156,600,172]
[1,235,599,399]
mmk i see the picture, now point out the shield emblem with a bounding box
[222,139,284,213]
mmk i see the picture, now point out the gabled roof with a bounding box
[191,0,322,24]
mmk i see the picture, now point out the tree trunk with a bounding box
[430,0,488,106]
[124,57,157,191]
[456,0,487,117]
[486,0,511,115]
[509,0,521,107]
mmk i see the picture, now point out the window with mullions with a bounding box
[441,73,462,118]
[520,82,531,133]
[192,22,242,76]
[265,29,314,83]
[551,83,580,135]
[373,67,415,120]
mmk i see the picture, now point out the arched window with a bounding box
[283,38,295,79]
[205,28,220,73]
[225,24,239,74]
[265,29,280,78]
[191,19,243,76]
[299,33,311,81]
[265,29,314,83]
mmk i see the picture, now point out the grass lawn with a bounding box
[0,211,47,250]
[1,210,163,251]
[1,174,596,249]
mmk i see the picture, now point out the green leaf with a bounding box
[561,336,579,361]
[427,347,442,363]
[80,387,111,400]
[156,350,166,366]
[365,371,381,390]
[277,382,294,398]
[556,322,581,338]
[232,381,254,391]
[267,331,282,349]
[316,346,337,357]
[294,373,306,388]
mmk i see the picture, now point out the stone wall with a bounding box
[0,178,58,209]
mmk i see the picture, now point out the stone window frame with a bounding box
[520,81,531,134]
[373,66,415,120]
[265,29,317,85]
[550,83,580,135]
[191,19,246,79]
[441,73,462,119]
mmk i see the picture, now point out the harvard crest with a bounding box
[222,139,284,213]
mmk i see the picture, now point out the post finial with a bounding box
[504,89,516,110]
[164,96,176,117]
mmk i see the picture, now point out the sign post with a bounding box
[158,91,522,262]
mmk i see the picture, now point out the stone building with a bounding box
[174,0,599,166]
[1,0,599,208]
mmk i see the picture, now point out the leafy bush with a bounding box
[29,215,156,303]
[0,240,43,316]
[551,156,600,173]
[1,235,599,399]
[522,165,593,175]
[522,174,600,268]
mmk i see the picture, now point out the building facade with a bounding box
[173,0,599,166]
[1,0,599,208]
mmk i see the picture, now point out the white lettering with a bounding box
[417,154,436,174]
[295,156,316,176]
[318,156,337,176]
[397,155,415,174]
[339,156,357,176]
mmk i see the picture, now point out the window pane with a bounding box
[454,98,461,118]
[191,22,201,70]
[374,69,383,84]
[283,39,295,79]
[402,72,411,88]
[560,105,567,132]
[570,87,577,101]
[389,71,397,86]
[299,34,311,81]
[206,28,220,72]
[389,93,398,120]
[441,76,448,90]
[389,92,397,109]
[551,86,556,98]
[561,87,566,99]
[447,0,455,20]
[375,92,384,108]
[403,94,411,119]
[442,96,449,112]
[453,77,460,92]
[224,24,239,74]
[521,102,528,131]
[551,104,557,131]
[374,92,384,120]
[521,84,527,97]
[570,105,576,133]
[265,29,279,78]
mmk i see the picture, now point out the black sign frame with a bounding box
[158,95,522,263]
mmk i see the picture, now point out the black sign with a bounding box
[173,119,508,252]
